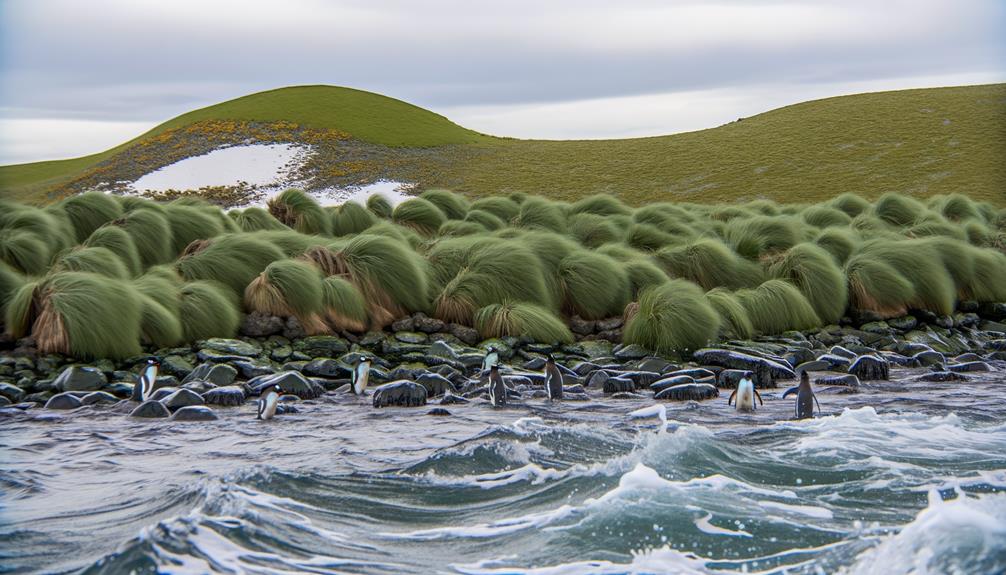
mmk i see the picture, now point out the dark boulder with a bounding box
[250,371,322,399]
[947,361,990,373]
[603,377,635,394]
[373,381,428,408]
[912,350,945,367]
[130,400,170,418]
[614,344,649,361]
[427,408,452,416]
[170,405,218,421]
[54,366,107,392]
[848,355,889,381]
[183,363,237,387]
[817,354,852,372]
[303,358,350,378]
[182,380,217,394]
[416,373,455,397]
[0,381,25,403]
[667,368,716,381]
[163,389,205,410]
[148,387,178,402]
[828,346,857,359]
[715,369,753,389]
[232,360,275,379]
[295,335,349,358]
[814,374,861,387]
[81,391,119,405]
[654,383,718,401]
[585,370,609,388]
[440,393,470,405]
[692,349,794,387]
[202,386,247,407]
[45,392,83,410]
[650,375,695,393]
[914,371,969,382]
[200,338,261,357]
[240,311,284,337]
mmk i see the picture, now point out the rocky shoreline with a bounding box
[2,304,1005,419]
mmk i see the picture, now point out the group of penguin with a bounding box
[131,347,824,421]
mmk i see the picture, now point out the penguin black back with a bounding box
[488,364,507,407]
[544,354,563,401]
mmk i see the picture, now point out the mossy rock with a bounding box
[295,336,349,358]
[200,338,261,357]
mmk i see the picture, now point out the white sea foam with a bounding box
[757,500,834,519]
[693,513,752,537]
[381,504,580,540]
[454,545,719,575]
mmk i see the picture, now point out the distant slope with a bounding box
[2,83,1004,206]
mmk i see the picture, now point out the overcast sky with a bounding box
[1,0,1003,164]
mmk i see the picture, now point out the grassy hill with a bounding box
[2,83,1004,206]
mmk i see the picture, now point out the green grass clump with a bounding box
[745,199,781,216]
[814,227,860,264]
[623,280,721,355]
[963,221,992,247]
[767,243,848,324]
[178,280,240,341]
[136,293,183,347]
[21,272,141,359]
[513,197,566,233]
[116,208,175,266]
[321,276,369,331]
[907,219,968,241]
[967,250,1006,302]
[831,193,872,217]
[802,206,853,228]
[597,244,670,298]
[705,288,755,340]
[245,259,325,321]
[873,193,928,227]
[844,257,916,318]
[268,189,331,235]
[656,238,762,290]
[85,226,142,276]
[709,206,757,222]
[420,189,470,219]
[254,230,328,256]
[176,233,285,295]
[569,213,620,248]
[569,194,632,216]
[736,279,821,334]
[54,246,130,279]
[366,194,393,219]
[230,207,288,232]
[438,220,486,237]
[332,233,430,324]
[932,193,982,222]
[557,250,630,320]
[58,192,124,242]
[464,209,505,231]
[474,301,574,343]
[164,204,225,256]
[331,201,375,236]
[0,261,25,318]
[850,240,956,315]
[469,196,520,221]
[392,197,447,235]
[725,216,804,259]
[626,223,681,252]
[0,229,50,275]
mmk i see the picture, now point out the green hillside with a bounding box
[1,83,1004,206]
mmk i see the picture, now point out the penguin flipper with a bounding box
[256,399,265,419]
[754,389,764,406]
[782,386,799,399]
[727,389,737,406]
[813,395,822,416]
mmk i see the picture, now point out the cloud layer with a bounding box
[1,0,1003,163]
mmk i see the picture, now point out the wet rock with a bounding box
[163,389,205,410]
[859,321,891,335]
[896,341,933,356]
[562,384,586,395]
[391,316,415,332]
[296,336,349,358]
[54,366,107,392]
[609,371,661,387]
[202,386,247,407]
[45,392,83,410]
[715,369,752,389]
[396,331,428,344]
[523,357,547,371]
[978,302,1006,320]
[614,344,649,361]
[668,368,716,380]
[650,375,695,393]
[603,377,635,394]
[0,396,9,408]
[427,408,451,416]
[416,373,454,397]
[373,380,428,407]
[183,363,237,387]
[201,338,261,358]
[182,380,217,394]
[785,348,818,368]
[440,393,469,405]
[596,317,624,331]
[610,391,645,400]
[912,350,945,367]
[0,381,25,403]
[170,405,218,421]
[577,362,604,377]
[271,345,293,361]
[197,349,253,363]
[148,387,178,402]
[252,371,321,399]
[954,313,980,328]
[276,404,299,415]
[429,340,459,360]
[240,311,285,337]
[817,354,852,371]
[130,400,170,418]
[24,392,53,404]
[569,316,596,336]
[303,359,350,379]
[848,355,890,381]
[879,353,913,367]
[81,391,119,405]
[814,374,861,387]
[914,371,969,382]
[692,349,795,387]
[413,313,446,334]
[953,353,982,363]
[987,339,1006,352]
[232,360,275,379]
[654,383,718,401]
[934,315,954,329]
[596,329,623,343]
[449,324,480,346]
[159,355,194,379]
[947,361,990,373]
[150,375,181,393]
[888,316,918,331]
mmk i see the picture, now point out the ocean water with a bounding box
[1,368,1005,574]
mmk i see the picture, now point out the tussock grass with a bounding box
[116,208,175,266]
[58,192,124,242]
[392,197,447,235]
[176,233,285,295]
[420,189,470,219]
[469,196,520,221]
[54,246,130,279]
[569,213,620,248]
[932,193,982,222]
[465,209,505,231]
[597,244,669,298]
[737,279,821,334]
[851,240,956,315]
[321,276,368,332]
[438,220,486,236]
[245,259,325,326]
[164,204,225,257]
[745,199,780,216]
[366,194,393,219]
[815,227,860,265]
[656,238,762,290]
[570,194,632,216]
[844,257,916,318]
[557,250,630,320]
[331,201,375,236]
[831,193,872,217]
[513,197,566,233]
[0,229,50,275]
[802,206,853,228]
[85,226,142,276]
[725,216,804,259]
[256,230,328,256]
[626,223,681,252]
[474,301,574,343]
[623,280,721,355]
[873,193,928,227]
[332,234,430,325]
[268,189,331,235]
[137,293,183,347]
[705,288,755,340]
[908,220,968,241]
[767,243,848,324]
[179,280,241,341]
[0,261,25,318]
[633,203,696,227]
[230,207,287,232]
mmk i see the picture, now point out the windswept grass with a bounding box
[230,207,288,232]
[831,193,872,217]
[802,206,853,228]
[569,213,620,248]
[513,197,567,233]
[116,208,175,266]
[814,227,860,265]
[656,238,762,290]
[469,196,520,221]
[705,288,755,340]
[464,209,505,231]
[737,279,821,334]
[366,194,393,219]
[165,204,225,257]
[850,240,956,315]
[623,280,721,355]
[0,229,50,275]
[570,194,632,216]
[178,280,241,341]
[54,246,130,279]
[321,276,369,332]
[331,234,430,325]
[0,261,25,318]
[873,192,929,227]
[268,189,331,235]
[392,197,447,235]
[474,301,574,343]
[420,189,470,220]
[58,192,124,243]
[556,250,630,320]
[245,259,325,330]
[85,226,142,276]
[725,216,804,259]
[176,233,285,295]
[767,243,848,324]
[330,201,375,236]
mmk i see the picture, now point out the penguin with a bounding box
[351,357,372,395]
[488,363,507,407]
[481,346,499,375]
[544,354,563,401]
[728,373,762,412]
[782,371,821,419]
[132,358,159,402]
[257,384,282,420]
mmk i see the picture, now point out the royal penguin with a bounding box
[488,363,507,407]
[782,371,821,419]
[257,384,282,420]
[481,346,500,375]
[352,357,372,395]
[131,358,159,402]
[544,354,563,401]
[728,373,762,412]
